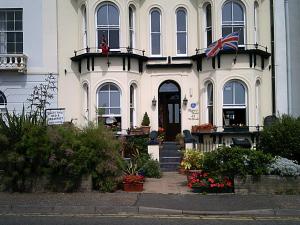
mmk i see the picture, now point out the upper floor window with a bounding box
[222,1,245,46]
[96,3,119,50]
[82,6,87,49]
[176,8,187,55]
[129,5,135,49]
[205,4,212,47]
[0,9,23,54]
[254,2,259,44]
[0,90,7,108]
[150,8,161,56]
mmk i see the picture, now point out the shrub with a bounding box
[202,146,273,177]
[123,136,148,158]
[140,159,162,178]
[181,149,204,170]
[141,112,150,126]
[260,115,300,163]
[268,156,300,176]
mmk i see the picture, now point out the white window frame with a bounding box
[150,8,162,56]
[0,8,23,54]
[96,2,120,51]
[206,82,214,125]
[175,7,187,56]
[221,0,246,47]
[129,5,135,49]
[130,83,137,128]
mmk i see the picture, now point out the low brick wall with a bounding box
[235,175,300,194]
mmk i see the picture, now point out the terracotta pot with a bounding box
[123,182,143,192]
[178,168,186,175]
[141,126,150,134]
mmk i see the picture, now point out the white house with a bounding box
[0,0,58,115]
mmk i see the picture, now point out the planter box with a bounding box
[223,126,249,132]
[235,175,300,194]
[123,182,143,192]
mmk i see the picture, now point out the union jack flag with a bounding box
[205,32,239,58]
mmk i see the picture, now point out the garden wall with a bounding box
[235,175,300,194]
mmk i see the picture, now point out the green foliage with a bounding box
[122,136,148,158]
[141,112,150,126]
[181,149,204,170]
[140,159,162,178]
[203,146,273,178]
[260,115,300,163]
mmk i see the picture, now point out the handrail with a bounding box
[74,46,146,57]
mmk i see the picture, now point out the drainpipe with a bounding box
[270,0,276,115]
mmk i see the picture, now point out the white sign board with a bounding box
[46,109,65,125]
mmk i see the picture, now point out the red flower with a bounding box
[208,178,215,183]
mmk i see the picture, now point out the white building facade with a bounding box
[0,0,58,114]
[274,0,300,117]
[57,0,272,141]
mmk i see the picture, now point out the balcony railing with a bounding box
[0,54,27,73]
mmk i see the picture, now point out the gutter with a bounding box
[270,0,276,115]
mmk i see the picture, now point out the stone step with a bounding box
[160,162,180,172]
[160,156,181,163]
[160,150,182,157]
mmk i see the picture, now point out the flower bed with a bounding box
[187,171,234,193]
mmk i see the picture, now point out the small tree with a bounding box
[141,112,150,126]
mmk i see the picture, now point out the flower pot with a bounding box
[178,168,186,175]
[123,182,143,192]
[141,126,150,135]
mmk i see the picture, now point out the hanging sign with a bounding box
[188,102,199,121]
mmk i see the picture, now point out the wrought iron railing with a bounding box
[74,46,145,57]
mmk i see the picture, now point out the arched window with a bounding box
[223,80,247,126]
[207,82,213,125]
[96,2,119,50]
[255,80,260,125]
[130,84,137,128]
[82,5,88,49]
[222,1,245,46]
[254,2,259,44]
[97,83,121,129]
[0,90,7,109]
[150,8,161,56]
[83,83,89,121]
[205,4,212,47]
[176,8,187,55]
[129,5,135,49]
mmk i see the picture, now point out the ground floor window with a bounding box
[206,82,213,125]
[97,83,121,131]
[223,80,247,127]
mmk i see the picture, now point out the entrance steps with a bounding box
[160,142,182,172]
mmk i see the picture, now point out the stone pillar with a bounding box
[148,145,160,161]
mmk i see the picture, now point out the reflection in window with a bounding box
[207,82,213,125]
[96,3,119,49]
[222,1,245,46]
[223,80,247,126]
[129,5,135,48]
[150,8,161,55]
[205,4,212,47]
[98,83,121,130]
[176,8,187,55]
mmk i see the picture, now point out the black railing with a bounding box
[74,46,145,57]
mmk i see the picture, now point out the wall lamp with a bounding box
[152,96,157,107]
[183,95,188,106]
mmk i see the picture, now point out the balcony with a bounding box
[0,54,27,73]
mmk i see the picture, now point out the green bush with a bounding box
[141,112,150,126]
[260,115,300,163]
[203,146,273,177]
[122,136,148,158]
[140,159,161,178]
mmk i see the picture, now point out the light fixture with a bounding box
[152,96,157,106]
[183,95,188,106]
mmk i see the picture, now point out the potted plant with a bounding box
[158,127,165,145]
[180,149,204,180]
[175,133,185,149]
[123,174,144,192]
[141,112,150,134]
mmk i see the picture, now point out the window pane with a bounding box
[110,92,120,107]
[235,82,245,104]
[233,27,244,45]
[151,10,160,32]
[110,84,118,91]
[223,82,233,104]
[168,104,173,123]
[108,4,119,25]
[98,5,108,25]
[7,11,14,20]
[177,33,186,54]
[208,106,213,125]
[110,108,120,114]
[207,29,212,46]
[109,29,119,49]
[15,21,22,30]
[0,11,5,21]
[129,7,133,28]
[100,84,109,91]
[176,10,186,31]
[222,27,232,37]
[151,33,160,55]
[0,21,6,31]
[98,29,108,47]
[99,92,109,107]
[7,32,15,42]
[7,21,14,31]
[16,43,22,53]
[222,2,232,22]
[206,5,212,27]
[207,83,213,105]
[16,32,22,42]
[15,11,22,20]
[174,104,180,124]
[233,3,243,21]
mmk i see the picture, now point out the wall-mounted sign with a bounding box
[45,108,65,125]
[188,102,199,121]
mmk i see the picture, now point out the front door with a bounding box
[158,81,181,141]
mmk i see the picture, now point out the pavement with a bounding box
[0,172,299,217]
